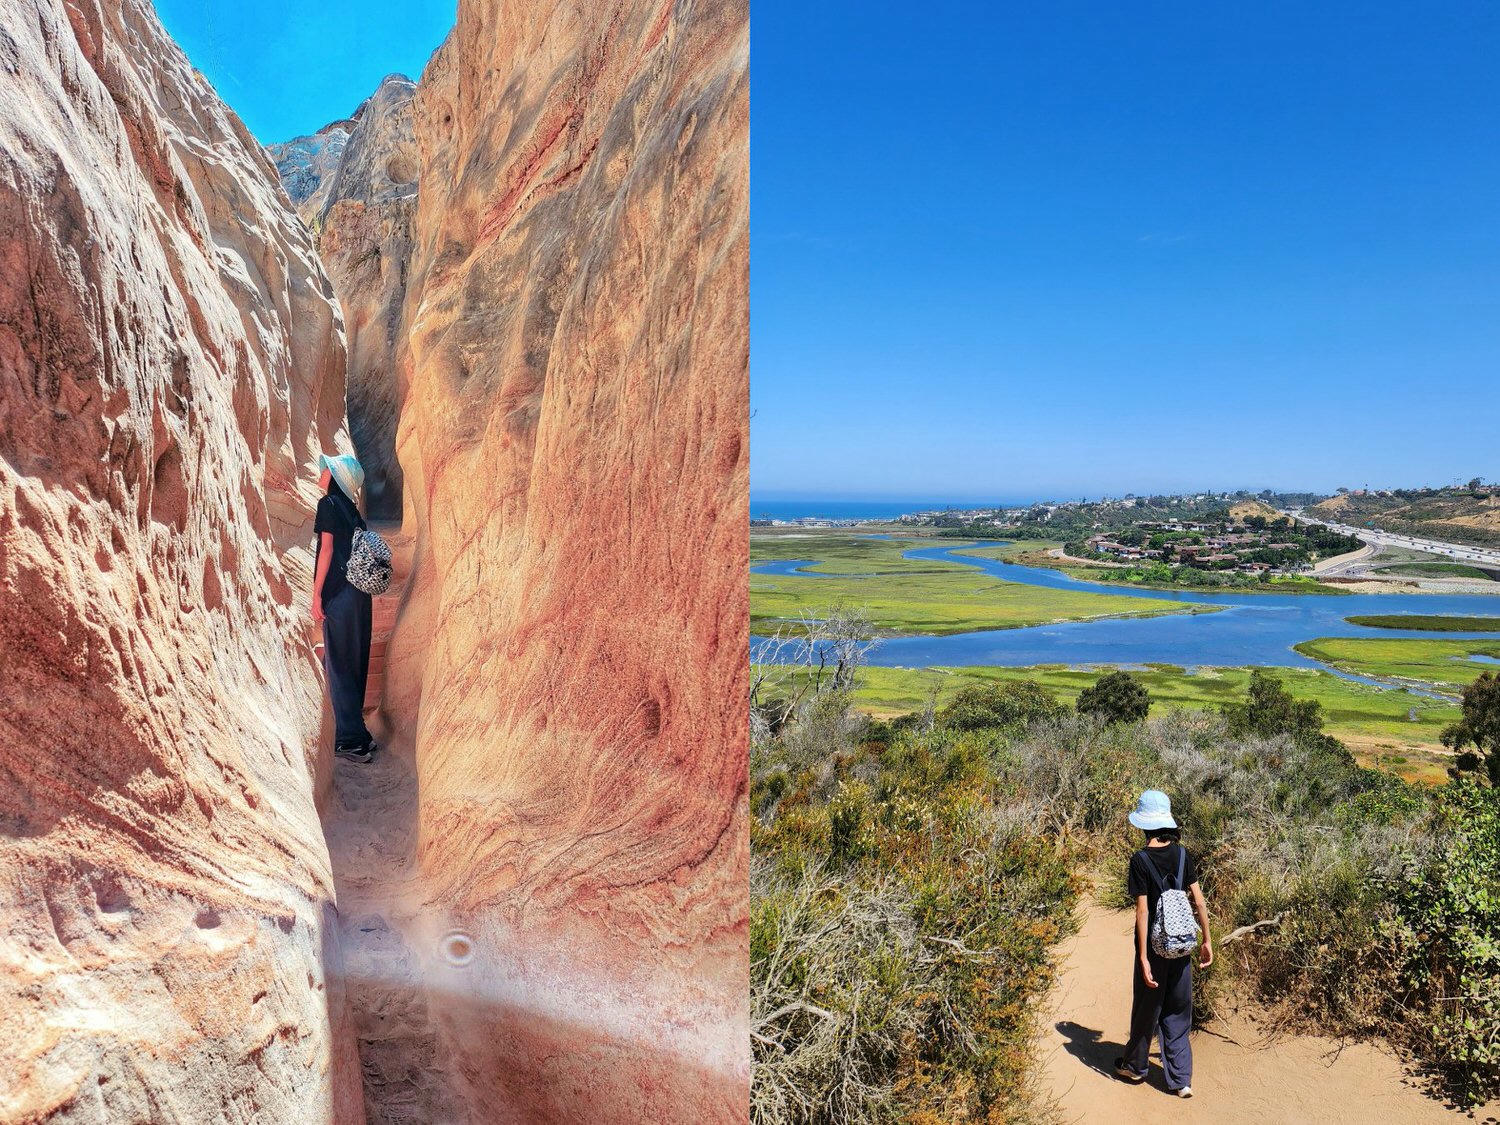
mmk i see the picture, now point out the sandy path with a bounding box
[1039,903,1465,1124]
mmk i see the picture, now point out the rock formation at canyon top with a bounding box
[0,0,361,1119]
[269,76,418,520]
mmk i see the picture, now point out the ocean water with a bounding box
[750,497,1026,522]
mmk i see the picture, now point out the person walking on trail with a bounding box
[313,453,378,764]
[1114,789,1212,1098]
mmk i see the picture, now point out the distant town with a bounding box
[751,482,1495,533]
[751,482,1500,584]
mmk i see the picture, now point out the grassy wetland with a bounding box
[750,533,1215,635]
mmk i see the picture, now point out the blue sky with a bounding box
[156,0,455,143]
[752,0,1500,501]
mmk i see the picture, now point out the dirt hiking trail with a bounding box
[1041,902,1469,1124]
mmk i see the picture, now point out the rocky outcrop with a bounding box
[268,118,356,224]
[375,0,751,1118]
[0,0,361,1119]
[270,76,417,520]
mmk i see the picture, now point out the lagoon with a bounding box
[752,540,1500,682]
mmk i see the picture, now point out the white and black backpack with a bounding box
[1146,846,1200,959]
[329,492,392,596]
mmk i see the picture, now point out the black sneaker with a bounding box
[1113,1058,1146,1083]
[335,744,374,764]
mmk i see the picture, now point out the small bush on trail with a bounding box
[1386,782,1500,1105]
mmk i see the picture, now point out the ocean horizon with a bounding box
[750,496,1034,522]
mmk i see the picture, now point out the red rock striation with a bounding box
[373,0,751,1118]
[0,0,362,1119]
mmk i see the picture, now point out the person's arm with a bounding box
[312,531,333,624]
[1135,895,1157,988]
[1189,881,1213,968]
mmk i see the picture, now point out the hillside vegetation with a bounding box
[759,661,1461,781]
[751,656,1500,1122]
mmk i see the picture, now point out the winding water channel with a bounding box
[752,540,1500,693]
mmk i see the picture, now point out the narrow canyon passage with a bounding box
[323,748,464,1121]
[2,0,747,1116]
[318,538,469,1122]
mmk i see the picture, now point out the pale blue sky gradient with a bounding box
[156,0,454,143]
[752,0,1500,500]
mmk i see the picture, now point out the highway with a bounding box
[1283,509,1500,570]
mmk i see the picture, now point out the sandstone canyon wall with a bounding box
[269,77,418,520]
[0,0,361,1119]
[377,0,751,1118]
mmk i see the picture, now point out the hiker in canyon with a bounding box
[313,453,378,764]
[1114,789,1213,1098]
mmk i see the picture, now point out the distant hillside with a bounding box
[1308,487,1500,547]
[1228,499,1281,521]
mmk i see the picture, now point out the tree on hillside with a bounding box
[751,607,879,736]
[1077,670,1150,725]
[1442,672,1500,785]
[1223,669,1343,754]
[939,680,1066,732]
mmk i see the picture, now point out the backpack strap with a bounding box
[1137,849,1168,894]
[1173,845,1186,891]
[330,488,366,530]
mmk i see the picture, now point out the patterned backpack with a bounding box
[347,527,393,595]
[329,492,393,596]
[1147,846,1200,959]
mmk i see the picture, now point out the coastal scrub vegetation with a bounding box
[1443,671,1500,785]
[751,641,1500,1122]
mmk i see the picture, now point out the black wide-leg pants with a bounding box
[1123,952,1193,1090]
[322,584,373,750]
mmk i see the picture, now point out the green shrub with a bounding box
[1076,670,1151,725]
[938,681,1066,733]
[1223,667,1347,757]
[1388,782,1500,1104]
[1442,671,1500,784]
[752,667,1495,1117]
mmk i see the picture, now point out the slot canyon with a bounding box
[0,0,749,1120]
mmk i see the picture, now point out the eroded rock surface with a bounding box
[0,0,361,1119]
[271,75,417,519]
[377,0,751,1118]
[268,118,356,223]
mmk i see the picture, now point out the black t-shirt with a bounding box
[313,484,364,607]
[1127,844,1198,918]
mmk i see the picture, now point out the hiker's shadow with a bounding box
[1055,1020,1126,1079]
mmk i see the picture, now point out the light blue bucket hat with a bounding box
[1128,789,1177,831]
[320,452,364,501]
